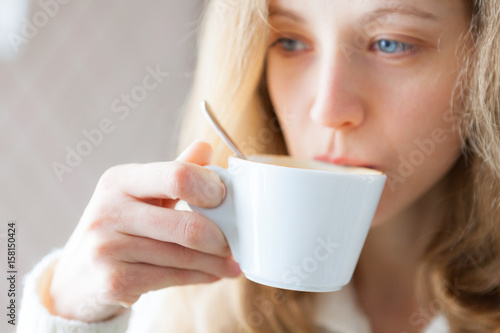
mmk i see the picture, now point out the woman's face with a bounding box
[266,0,470,224]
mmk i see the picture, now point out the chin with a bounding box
[368,188,404,228]
[370,205,391,227]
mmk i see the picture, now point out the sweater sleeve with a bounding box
[18,249,131,333]
[424,315,449,333]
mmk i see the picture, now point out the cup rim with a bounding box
[229,154,385,176]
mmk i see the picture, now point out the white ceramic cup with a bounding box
[188,154,386,292]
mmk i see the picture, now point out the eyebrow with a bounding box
[268,5,440,24]
[367,6,441,22]
[268,8,305,24]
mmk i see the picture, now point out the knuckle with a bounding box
[93,241,112,259]
[113,203,132,233]
[162,162,193,199]
[169,269,192,285]
[93,239,120,261]
[105,267,133,300]
[175,246,197,267]
[179,213,204,248]
[97,164,136,192]
[97,165,122,190]
[85,201,121,232]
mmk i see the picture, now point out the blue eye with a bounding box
[374,39,415,54]
[273,38,310,52]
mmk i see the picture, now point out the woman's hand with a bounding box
[48,141,240,322]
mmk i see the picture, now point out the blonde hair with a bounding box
[178,0,500,331]
[419,1,500,332]
[179,0,286,165]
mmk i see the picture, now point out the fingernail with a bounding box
[119,301,132,309]
[175,141,198,161]
[203,171,226,206]
[231,261,242,277]
[220,179,226,201]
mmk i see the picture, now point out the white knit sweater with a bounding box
[18,250,449,333]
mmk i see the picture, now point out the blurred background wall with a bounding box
[0,1,203,331]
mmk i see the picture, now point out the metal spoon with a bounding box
[200,100,247,160]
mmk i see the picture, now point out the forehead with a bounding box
[268,0,468,24]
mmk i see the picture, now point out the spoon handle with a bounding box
[201,100,247,160]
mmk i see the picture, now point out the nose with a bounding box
[309,49,365,130]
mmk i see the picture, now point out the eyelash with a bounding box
[270,38,311,54]
[371,39,418,55]
[270,37,418,57]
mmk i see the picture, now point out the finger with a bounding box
[106,262,223,306]
[116,201,230,257]
[147,140,215,208]
[112,236,240,278]
[103,161,224,207]
[175,140,213,165]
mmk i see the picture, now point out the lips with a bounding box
[314,155,376,170]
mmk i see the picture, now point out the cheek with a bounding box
[266,54,315,117]
[371,76,464,223]
[266,55,317,147]
[373,56,463,158]
[357,52,464,221]
[394,84,463,177]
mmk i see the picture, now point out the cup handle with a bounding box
[187,165,240,262]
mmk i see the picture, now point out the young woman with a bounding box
[19,0,500,332]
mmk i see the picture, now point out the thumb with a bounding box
[175,141,225,207]
[176,140,214,166]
